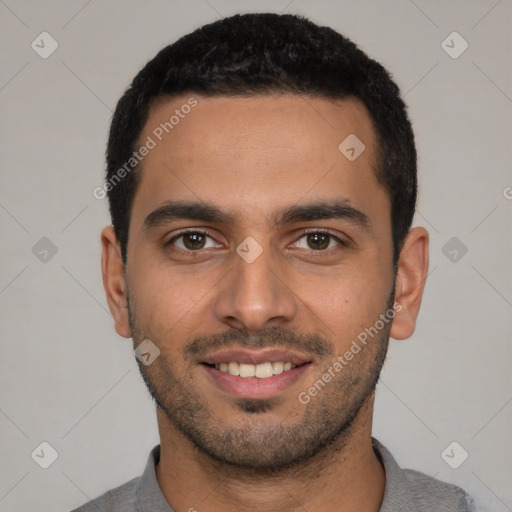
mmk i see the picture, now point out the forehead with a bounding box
[143,93,375,158]
[131,93,388,229]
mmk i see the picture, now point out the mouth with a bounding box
[199,349,313,399]
[205,361,299,378]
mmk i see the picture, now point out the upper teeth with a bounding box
[214,361,296,378]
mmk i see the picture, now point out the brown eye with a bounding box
[306,233,330,250]
[292,231,341,252]
[182,233,206,250]
[168,231,219,251]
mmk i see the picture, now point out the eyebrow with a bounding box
[143,201,236,229]
[143,200,371,231]
[272,200,371,230]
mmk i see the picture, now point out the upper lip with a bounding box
[200,348,313,366]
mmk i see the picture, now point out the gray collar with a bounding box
[135,444,174,512]
[372,438,417,511]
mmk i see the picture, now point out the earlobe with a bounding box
[101,226,132,339]
[390,227,429,340]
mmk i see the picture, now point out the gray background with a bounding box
[0,1,511,510]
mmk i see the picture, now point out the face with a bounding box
[106,94,407,471]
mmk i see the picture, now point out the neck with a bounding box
[155,394,385,512]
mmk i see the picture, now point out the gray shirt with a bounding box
[71,438,475,511]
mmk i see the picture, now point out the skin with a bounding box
[101,94,429,512]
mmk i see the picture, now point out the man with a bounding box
[75,12,475,512]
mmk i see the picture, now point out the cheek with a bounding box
[296,264,392,345]
[128,265,215,341]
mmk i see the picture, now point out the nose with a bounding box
[212,242,298,333]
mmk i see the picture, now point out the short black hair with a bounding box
[106,12,417,264]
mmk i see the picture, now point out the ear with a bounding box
[390,227,429,340]
[101,226,131,338]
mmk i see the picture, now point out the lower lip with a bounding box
[201,364,311,399]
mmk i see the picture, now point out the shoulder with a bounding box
[70,476,140,512]
[402,468,476,511]
[372,438,476,511]
[70,444,164,511]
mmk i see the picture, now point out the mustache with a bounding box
[184,325,334,360]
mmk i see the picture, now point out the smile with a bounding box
[214,361,297,378]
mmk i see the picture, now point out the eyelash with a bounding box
[293,229,348,251]
[165,228,348,254]
[165,229,221,253]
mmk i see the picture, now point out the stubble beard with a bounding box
[129,295,393,475]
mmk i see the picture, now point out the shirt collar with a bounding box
[372,437,417,511]
[136,444,175,511]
